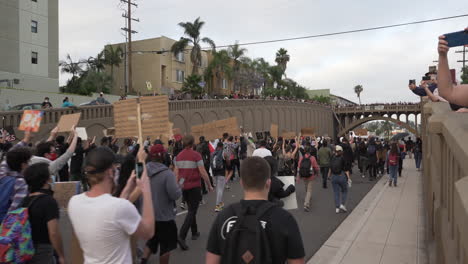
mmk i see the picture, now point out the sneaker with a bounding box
[389,181,392,187]
[177,238,189,251]
[339,204,347,212]
[192,232,200,240]
[200,199,206,206]
[394,183,397,187]
[180,202,186,210]
[215,204,223,212]
[335,208,340,214]
[361,174,365,178]
[225,184,230,190]
[304,206,310,212]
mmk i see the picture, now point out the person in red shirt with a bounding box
[296,147,320,212]
[174,135,213,250]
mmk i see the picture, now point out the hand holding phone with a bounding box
[136,162,144,179]
[443,29,468,48]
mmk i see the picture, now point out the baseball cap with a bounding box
[149,144,165,157]
[335,145,343,152]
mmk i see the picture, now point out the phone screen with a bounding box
[444,30,468,48]
[136,162,144,179]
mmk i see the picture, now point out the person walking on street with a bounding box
[140,144,182,264]
[175,135,213,251]
[297,147,320,212]
[329,146,351,214]
[414,138,423,171]
[386,143,400,187]
[205,157,305,264]
[367,137,378,181]
[68,147,155,264]
[317,140,332,189]
[212,142,226,212]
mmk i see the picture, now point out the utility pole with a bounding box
[120,0,139,95]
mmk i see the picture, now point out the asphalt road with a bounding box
[60,165,378,263]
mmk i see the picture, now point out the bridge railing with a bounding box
[421,101,468,263]
[333,104,421,114]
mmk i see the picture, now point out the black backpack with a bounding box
[222,202,276,264]
[211,149,225,171]
[299,157,312,178]
[330,156,344,175]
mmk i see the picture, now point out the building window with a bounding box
[176,70,185,83]
[222,79,228,89]
[31,52,38,64]
[175,52,185,62]
[31,20,38,33]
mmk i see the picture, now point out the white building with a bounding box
[0,0,59,92]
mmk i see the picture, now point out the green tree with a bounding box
[312,95,331,104]
[204,50,232,94]
[461,66,468,84]
[79,70,113,95]
[275,48,290,77]
[103,45,123,81]
[354,84,363,105]
[182,74,204,97]
[59,54,83,79]
[171,17,216,75]
[83,51,106,72]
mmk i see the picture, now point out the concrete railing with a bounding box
[334,104,421,114]
[421,101,468,263]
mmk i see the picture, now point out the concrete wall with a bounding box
[0,99,335,143]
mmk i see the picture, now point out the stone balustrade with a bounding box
[421,101,468,263]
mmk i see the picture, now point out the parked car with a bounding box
[10,103,43,111]
[79,100,110,106]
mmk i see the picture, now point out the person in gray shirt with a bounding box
[141,143,182,264]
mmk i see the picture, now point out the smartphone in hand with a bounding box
[135,162,144,179]
[444,30,468,48]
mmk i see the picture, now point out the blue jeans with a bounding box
[414,151,422,169]
[331,174,348,208]
[389,165,398,185]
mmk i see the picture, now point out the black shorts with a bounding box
[224,160,233,171]
[146,220,178,256]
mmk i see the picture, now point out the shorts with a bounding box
[146,220,178,256]
[224,160,233,171]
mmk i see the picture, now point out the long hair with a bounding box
[390,143,398,155]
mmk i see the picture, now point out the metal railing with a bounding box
[421,101,468,263]
[334,104,422,114]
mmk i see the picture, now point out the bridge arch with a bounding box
[338,115,418,137]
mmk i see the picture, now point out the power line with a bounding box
[129,13,468,54]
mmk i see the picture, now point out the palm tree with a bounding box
[59,54,83,79]
[204,50,232,94]
[275,48,290,77]
[171,17,216,75]
[103,45,123,80]
[81,51,106,73]
[228,42,247,93]
[354,84,363,105]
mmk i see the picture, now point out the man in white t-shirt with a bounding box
[252,140,272,158]
[68,147,154,264]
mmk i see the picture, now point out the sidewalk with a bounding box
[309,161,428,264]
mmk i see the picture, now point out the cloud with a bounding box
[59,0,468,103]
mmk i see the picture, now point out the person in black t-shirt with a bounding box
[41,97,53,109]
[206,157,305,264]
[23,162,65,264]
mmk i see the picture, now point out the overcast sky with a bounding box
[59,0,467,103]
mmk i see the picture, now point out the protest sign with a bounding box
[277,176,298,210]
[191,117,240,141]
[354,128,368,136]
[270,124,278,139]
[281,131,296,139]
[0,127,16,142]
[18,110,43,132]
[140,96,169,138]
[54,181,81,208]
[113,99,139,139]
[57,113,81,132]
[75,127,88,140]
[301,127,315,137]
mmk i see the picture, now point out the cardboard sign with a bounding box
[354,128,368,136]
[301,127,315,137]
[57,113,81,132]
[76,127,88,140]
[281,131,296,139]
[0,127,16,142]
[103,127,115,137]
[18,110,43,132]
[53,181,81,208]
[140,96,169,138]
[113,99,139,138]
[277,176,298,210]
[190,117,240,141]
[270,124,279,139]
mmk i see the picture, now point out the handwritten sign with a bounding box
[0,127,16,142]
[190,117,240,141]
[57,113,81,132]
[270,124,279,139]
[140,96,169,138]
[54,181,81,208]
[277,176,298,210]
[301,127,315,137]
[113,99,139,138]
[75,127,88,140]
[281,131,296,139]
[18,110,43,132]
